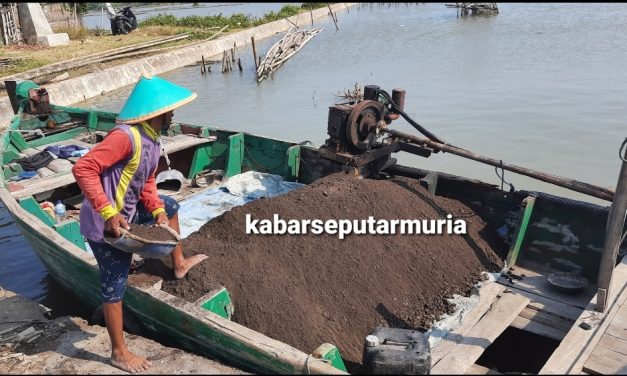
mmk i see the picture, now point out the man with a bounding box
[72,74,207,373]
[105,2,117,34]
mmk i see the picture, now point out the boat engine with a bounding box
[321,85,436,176]
[325,85,405,154]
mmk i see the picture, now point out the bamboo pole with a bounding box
[596,139,627,312]
[382,127,615,202]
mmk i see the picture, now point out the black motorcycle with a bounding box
[111,6,138,35]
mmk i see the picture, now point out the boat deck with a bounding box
[6,131,215,200]
[581,294,627,374]
[429,257,627,375]
[537,255,627,375]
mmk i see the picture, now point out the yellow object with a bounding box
[41,206,56,222]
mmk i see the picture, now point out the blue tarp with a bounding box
[178,171,305,238]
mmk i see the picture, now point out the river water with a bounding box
[1,3,626,313]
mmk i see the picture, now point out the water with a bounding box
[2,2,626,309]
[81,2,299,30]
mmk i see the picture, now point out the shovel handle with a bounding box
[157,223,181,241]
[159,138,173,170]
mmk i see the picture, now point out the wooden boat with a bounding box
[1,80,625,374]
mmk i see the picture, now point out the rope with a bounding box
[620,137,627,162]
[495,159,515,193]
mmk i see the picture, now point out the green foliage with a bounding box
[301,3,331,10]
[75,3,89,14]
[139,3,333,31]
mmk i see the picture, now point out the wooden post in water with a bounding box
[596,138,627,313]
[328,4,338,31]
[238,57,242,71]
[201,55,207,75]
[251,36,258,71]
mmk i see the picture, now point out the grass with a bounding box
[0,25,187,77]
[139,3,330,33]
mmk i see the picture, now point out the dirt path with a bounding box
[140,173,506,371]
[0,287,246,374]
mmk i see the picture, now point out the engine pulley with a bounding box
[345,100,385,150]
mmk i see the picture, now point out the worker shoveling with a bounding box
[138,172,506,372]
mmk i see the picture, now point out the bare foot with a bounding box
[174,254,209,279]
[111,349,151,373]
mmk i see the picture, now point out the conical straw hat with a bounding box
[116,74,197,124]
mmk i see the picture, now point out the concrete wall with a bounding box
[0,3,356,129]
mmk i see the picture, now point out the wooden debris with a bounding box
[446,3,499,15]
[334,82,363,101]
[256,28,323,83]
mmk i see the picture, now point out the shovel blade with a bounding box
[156,169,186,192]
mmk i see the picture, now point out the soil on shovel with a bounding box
[128,224,177,242]
[139,172,506,371]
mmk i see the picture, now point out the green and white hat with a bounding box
[116,74,197,124]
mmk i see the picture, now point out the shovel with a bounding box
[104,223,180,259]
[156,138,186,194]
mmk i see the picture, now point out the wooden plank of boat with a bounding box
[582,345,627,375]
[10,172,75,199]
[46,159,73,173]
[582,330,627,374]
[511,309,569,341]
[10,134,215,199]
[539,256,627,374]
[36,167,55,178]
[497,261,596,309]
[501,286,583,322]
[21,148,40,157]
[431,282,506,365]
[162,134,217,155]
[431,292,530,375]
[466,363,501,375]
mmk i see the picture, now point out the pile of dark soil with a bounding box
[128,224,177,242]
[140,173,505,369]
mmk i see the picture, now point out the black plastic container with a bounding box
[362,327,431,375]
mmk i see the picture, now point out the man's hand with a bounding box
[105,213,130,237]
[155,211,169,226]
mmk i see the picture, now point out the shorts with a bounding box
[89,195,179,304]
